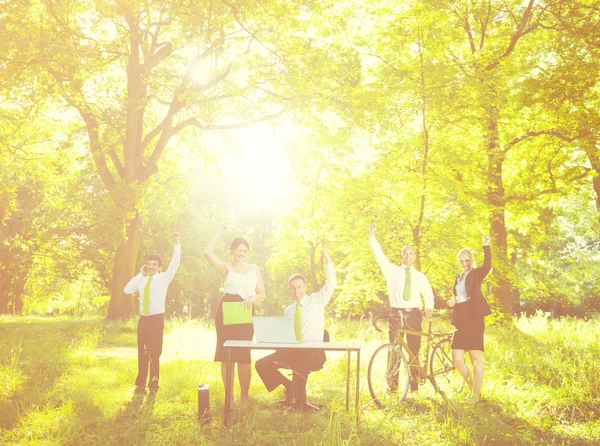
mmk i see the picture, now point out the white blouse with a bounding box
[223,264,258,300]
[455,270,471,303]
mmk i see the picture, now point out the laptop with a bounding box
[253,317,303,344]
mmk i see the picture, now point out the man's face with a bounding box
[289,278,307,302]
[401,246,415,267]
[146,260,160,276]
[231,245,249,263]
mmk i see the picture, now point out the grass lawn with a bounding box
[0,314,598,445]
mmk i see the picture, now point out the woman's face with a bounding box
[459,254,472,272]
[231,244,249,263]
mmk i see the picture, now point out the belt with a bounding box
[391,307,421,313]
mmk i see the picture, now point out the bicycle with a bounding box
[367,312,464,408]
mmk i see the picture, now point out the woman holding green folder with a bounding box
[204,225,266,410]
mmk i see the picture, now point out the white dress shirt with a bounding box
[124,244,181,316]
[283,261,336,342]
[369,235,434,310]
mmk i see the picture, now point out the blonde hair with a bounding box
[457,248,477,268]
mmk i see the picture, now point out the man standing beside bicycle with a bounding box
[368,223,434,391]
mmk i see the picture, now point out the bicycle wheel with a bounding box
[430,338,463,397]
[368,343,410,408]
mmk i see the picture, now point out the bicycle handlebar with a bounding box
[371,311,440,333]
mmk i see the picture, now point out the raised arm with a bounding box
[203,226,228,278]
[368,224,393,277]
[164,232,181,283]
[313,248,337,307]
[478,234,492,278]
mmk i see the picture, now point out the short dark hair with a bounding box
[146,254,162,267]
[230,237,250,252]
[288,274,306,284]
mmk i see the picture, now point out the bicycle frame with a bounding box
[380,315,452,381]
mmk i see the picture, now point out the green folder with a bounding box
[222,302,252,325]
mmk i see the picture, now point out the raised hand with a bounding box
[173,232,180,244]
[482,234,490,246]
[368,223,376,237]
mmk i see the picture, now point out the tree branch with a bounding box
[486,0,538,71]
[505,129,587,152]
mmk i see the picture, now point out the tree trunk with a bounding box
[484,100,513,314]
[309,241,319,291]
[106,213,143,319]
[0,272,9,314]
[11,273,28,315]
[583,135,600,218]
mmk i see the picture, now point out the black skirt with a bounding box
[451,301,485,351]
[214,293,254,363]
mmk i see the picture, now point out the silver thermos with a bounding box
[197,384,211,424]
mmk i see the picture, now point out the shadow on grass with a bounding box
[417,395,582,445]
[0,319,85,429]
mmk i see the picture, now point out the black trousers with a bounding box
[255,350,326,404]
[136,314,164,389]
[389,308,422,389]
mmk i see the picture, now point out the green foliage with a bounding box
[1,0,599,317]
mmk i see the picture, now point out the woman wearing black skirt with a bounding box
[204,225,266,409]
[447,235,492,403]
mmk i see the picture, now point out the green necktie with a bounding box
[294,302,302,341]
[143,276,153,315]
[403,267,411,301]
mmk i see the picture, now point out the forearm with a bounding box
[203,231,222,257]
[254,288,266,303]
[481,245,492,276]
[369,235,391,273]
[318,261,337,304]
[124,274,143,294]
[165,244,181,280]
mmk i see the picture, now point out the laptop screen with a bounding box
[253,317,303,343]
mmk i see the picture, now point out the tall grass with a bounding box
[0,314,598,445]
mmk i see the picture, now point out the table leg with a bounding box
[355,349,360,424]
[346,350,351,411]
[224,349,233,427]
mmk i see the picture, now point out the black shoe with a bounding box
[278,387,294,408]
[279,397,295,408]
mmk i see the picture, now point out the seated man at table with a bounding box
[255,248,336,411]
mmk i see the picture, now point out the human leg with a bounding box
[452,349,473,392]
[403,310,423,390]
[135,318,149,389]
[238,363,251,409]
[467,350,484,402]
[146,315,164,392]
